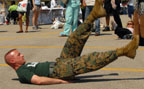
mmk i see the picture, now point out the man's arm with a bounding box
[31,75,70,85]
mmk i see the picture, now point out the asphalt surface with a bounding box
[0,15,144,89]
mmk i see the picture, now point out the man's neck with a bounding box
[14,63,24,70]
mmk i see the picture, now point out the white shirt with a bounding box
[85,0,95,6]
[128,0,134,6]
[127,27,134,33]
[50,0,57,8]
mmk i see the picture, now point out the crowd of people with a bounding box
[0,0,143,44]
[60,0,144,46]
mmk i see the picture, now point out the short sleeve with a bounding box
[16,69,34,83]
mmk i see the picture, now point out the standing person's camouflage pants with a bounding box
[50,22,118,79]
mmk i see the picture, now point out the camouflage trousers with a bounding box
[50,23,118,79]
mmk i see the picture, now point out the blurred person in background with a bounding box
[84,0,100,36]
[60,0,80,37]
[113,21,134,39]
[17,0,31,33]
[32,0,41,30]
[7,1,18,24]
[127,0,134,20]
[103,0,122,31]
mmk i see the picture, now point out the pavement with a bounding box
[0,15,144,89]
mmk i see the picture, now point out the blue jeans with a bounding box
[128,5,134,18]
[85,6,100,34]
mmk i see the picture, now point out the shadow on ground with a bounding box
[73,73,144,83]
[11,73,144,84]
[0,31,8,32]
[27,31,40,33]
[90,33,112,36]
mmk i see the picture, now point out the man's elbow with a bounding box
[31,75,44,85]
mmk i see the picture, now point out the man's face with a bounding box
[9,50,26,65]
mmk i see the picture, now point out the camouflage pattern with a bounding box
[134,1,144,15]
[49,23,118,79]
[50,50,117,79]
[49,0,110,79]
[59,0,105,59]
[59,23,93,59]
[59,0,106,59]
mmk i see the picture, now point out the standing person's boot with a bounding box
[116,35,139,59]
[84,0,106,24]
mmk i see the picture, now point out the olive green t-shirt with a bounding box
[16,62,50,83]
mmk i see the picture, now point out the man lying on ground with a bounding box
[4,0,139,85]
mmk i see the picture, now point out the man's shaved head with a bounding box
[4,49,25,70]
[4,49,16,65]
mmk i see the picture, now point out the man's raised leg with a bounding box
[59,0,106,59]
[51,35,139,78]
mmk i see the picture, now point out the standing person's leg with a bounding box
[95,18,100,36]
[128,5,131,19]
[35,6,41,29]
[84,6,94,32]
[11,11,17,24]
[25,3,30,32]
[25,14,29,32]
[112,10,123,28]
[84,6,93,21]
[72,6,80,32]
[59,0,106,59]
[128,5,134,20]
[81,7,86,22]
[103,0,111,31]
[106,15,110,27]
[51,35,139,78]
[103,14,110,31]
[6,12,10,24]
[32,7,37,29]
[60,5,73,36]
[17,13,23,33]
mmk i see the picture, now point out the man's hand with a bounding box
[31,75,71,85]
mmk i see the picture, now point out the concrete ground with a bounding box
[0,15,144,89]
